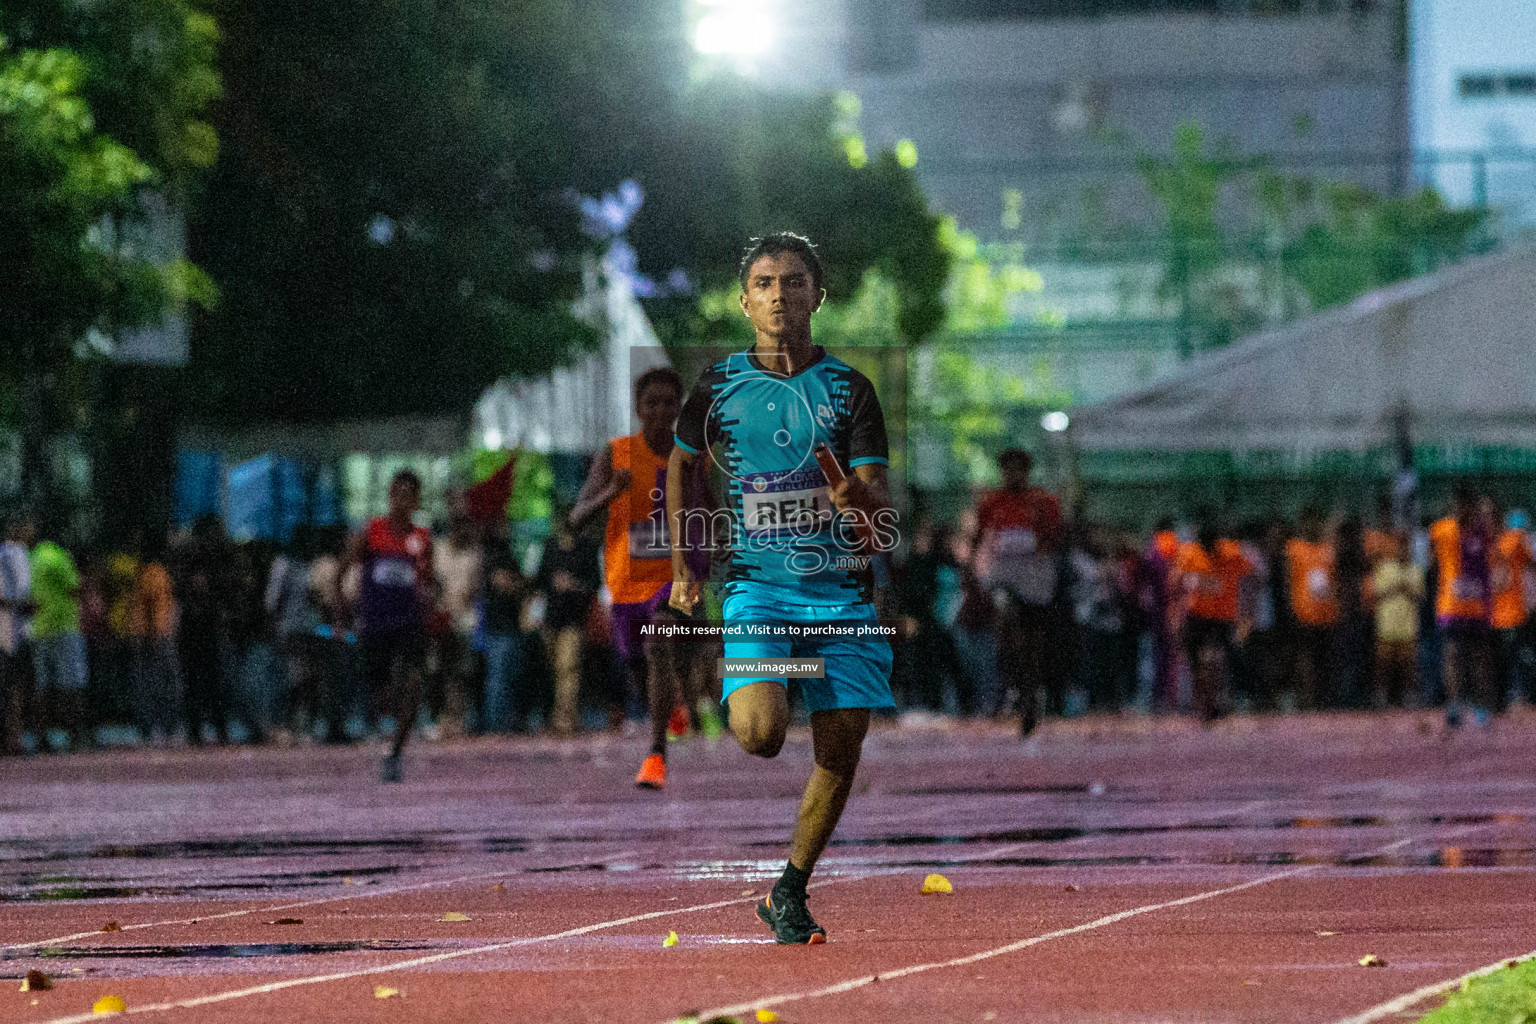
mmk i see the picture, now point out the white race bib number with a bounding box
[995,528,1038,556]
[628,519,671,559]
[741,470,831,535]
[372,559,416,588]
[1306,568,1332,600]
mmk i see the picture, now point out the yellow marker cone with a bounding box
[93,994,127,1015]
[921,873,954,894]
[757,1009,780,1022]
[662,930,680,947]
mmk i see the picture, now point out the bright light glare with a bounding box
[1041,411,1070,433]
[693,4,774,55]
[483,428,503,450]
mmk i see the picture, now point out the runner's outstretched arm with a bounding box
[667,446,703,615]
[568,445,629,535]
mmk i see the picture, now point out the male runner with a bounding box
[668,232,894,944]
[969,449,1062,736]
[349,470,436,782]
[569,366,718,790]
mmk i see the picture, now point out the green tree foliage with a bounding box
[1139,122,1488,350]
[189,5,947,426]
[0,0,218,380]
[635,84,949,349]
[1260,176,1489,311]
[186,0,625,424]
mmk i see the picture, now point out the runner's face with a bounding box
[636,382,681,436]
[389,480,421,519]
[739,252,822,340]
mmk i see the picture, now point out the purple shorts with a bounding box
[610,584,673,661]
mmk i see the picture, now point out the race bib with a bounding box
[1306,568,1332,600]
[1185,572,1221,596]
[741,469,831,535]
[372,559,416,588]
[995,528,1038,556]
[628,518,671,559]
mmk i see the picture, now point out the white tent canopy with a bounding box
[1071,246,1536,455]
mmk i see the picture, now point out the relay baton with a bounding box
[813,443,873,547]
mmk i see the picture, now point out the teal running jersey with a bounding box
[674,347,888,602]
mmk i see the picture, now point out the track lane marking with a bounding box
[1330,947,1536,1024]
[679,831,1487,1023]
[3,848,640,952]
[19,839,1047,1024]
[17,797,1272,1022]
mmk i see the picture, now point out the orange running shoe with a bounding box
[635,753,666,790]
[666,704,690,741]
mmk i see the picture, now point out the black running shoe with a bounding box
[756,890,826,945]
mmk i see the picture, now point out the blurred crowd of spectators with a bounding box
[0,475,1529,755]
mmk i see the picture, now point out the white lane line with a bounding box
[24,840,1040,1024]
[4,848,639,952]
[678,829,1480,1023]
[687,865,1320,1021]
[1330,948,1536,1024]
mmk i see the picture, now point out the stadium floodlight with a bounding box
[1041,411,1070,433]
[693,0,775,56]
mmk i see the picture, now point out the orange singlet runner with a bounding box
[604,432,673,608]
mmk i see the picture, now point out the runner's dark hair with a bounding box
[997,448,1033,473]
[739,232,824,293]
[633,366,682,402]
[392,469,422,492]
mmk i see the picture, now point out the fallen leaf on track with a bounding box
[20,970,52,992]
[663,930,680,948]
[374,986,400,999]
[1064,884,1080,892]
[740,889,756,897]
[756,1010,779,1022]
[440,912,471,922]
[1241,980,1260,986]
[921,873,953,895]
[1316,930,1337,937]
[268,918,303,925]
[92,994,127,1014]
[1358,954,1387,967]
[491,883,504,891]
[99,921,121,933]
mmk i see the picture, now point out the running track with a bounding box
[2,711,1533,1023]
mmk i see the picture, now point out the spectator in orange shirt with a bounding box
[1428,484,1493,728]
[1285,505,1339,711]
[1490,507,1532,712]
[127,532,181,744]
[1173,512,1251,724]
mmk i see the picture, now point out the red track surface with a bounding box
[2,710,1534,1023]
